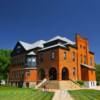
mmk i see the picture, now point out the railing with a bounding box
[69,78,81,87]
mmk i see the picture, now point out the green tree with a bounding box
[0,49,12,80]
[96,64,100,85]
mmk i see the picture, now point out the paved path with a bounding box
[52,90,73,100]
[93,86,100,90]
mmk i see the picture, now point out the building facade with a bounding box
[8,34,96,88]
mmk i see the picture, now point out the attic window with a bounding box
[17,46,21,49]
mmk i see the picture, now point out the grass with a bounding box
[0,86,54,100]
[69,89,100,100]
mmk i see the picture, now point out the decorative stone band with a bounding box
[23,82,36,88]
[24,67,37,70]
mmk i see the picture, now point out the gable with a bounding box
[11,42,26,56]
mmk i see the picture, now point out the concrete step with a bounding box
[45,80,80,90]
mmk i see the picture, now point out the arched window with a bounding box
[49,68,57,80]
[62,67,69,80]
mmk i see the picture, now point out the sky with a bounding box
[0,0,100,63]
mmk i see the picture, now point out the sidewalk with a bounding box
[52,90,73,100]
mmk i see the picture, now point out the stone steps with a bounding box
[46,80,80,90]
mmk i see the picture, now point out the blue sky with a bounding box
[0,0,100,63]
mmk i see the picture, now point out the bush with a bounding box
[77,80,84,86]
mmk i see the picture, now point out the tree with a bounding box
[0,49,12,80]
[96,64,100,85]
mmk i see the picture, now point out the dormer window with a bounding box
[17,45,21,49]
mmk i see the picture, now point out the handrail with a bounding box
[69,78,81,87]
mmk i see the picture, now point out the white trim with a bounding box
[45,35,75,45]
[81,64,96,70]
[24,67,37,70]
[19,40,46,51]
[39,43,66,51]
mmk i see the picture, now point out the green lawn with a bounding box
[0,86,54,100]
[69,89,100,100]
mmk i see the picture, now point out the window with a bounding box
[51,51,55,60]
[80,54,83,63]
[40,53,44,62]
[16,45,21,53]
[90,57,92,65]
[31,57,36,66]
[17,45,21,49]
[64,51,67,60]
[80,45,82,48]
[84,55,87,64]
[27,57,36,67]
[26,71,30,77]
[72,51,75,61]
[73,67,76,75]
[83,46,86,49]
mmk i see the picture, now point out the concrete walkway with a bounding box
[52,90,73,100]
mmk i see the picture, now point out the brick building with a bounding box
[8,34,96,88]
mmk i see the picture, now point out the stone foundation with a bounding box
[23,82,36,88]
[84,81,97,88]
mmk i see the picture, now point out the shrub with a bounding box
[77,80,84,86]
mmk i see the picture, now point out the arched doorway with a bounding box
[49,68,57,80]
[62,67,69,80]
[38,69,45,80]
